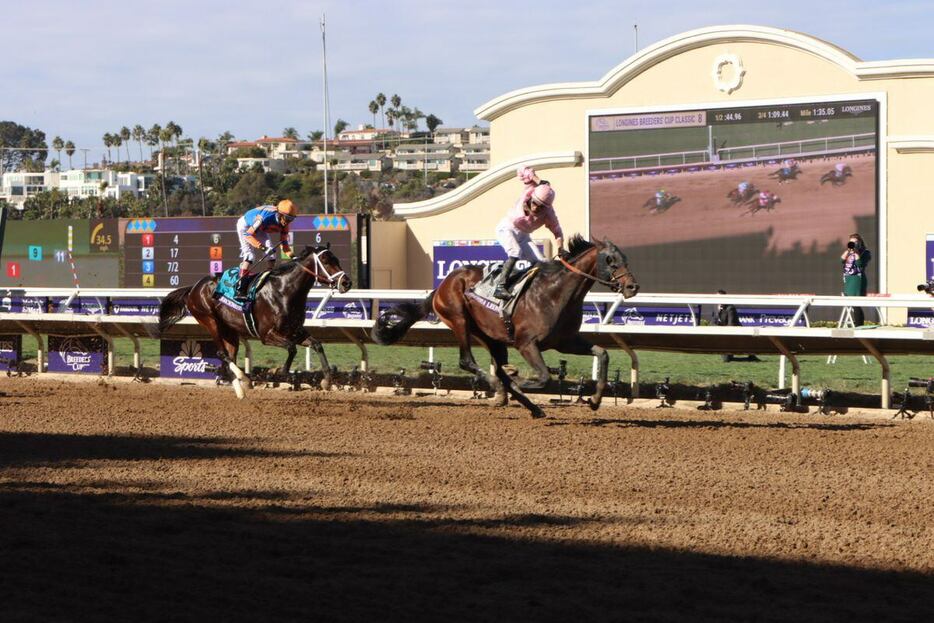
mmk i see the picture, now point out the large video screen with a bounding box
[589,98,879,294]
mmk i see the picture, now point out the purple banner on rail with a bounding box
[159,339,221,379]
[110,298,162,316]
[304,299,369,320]
[735,308,806,327]
[927,234,934,281]
[612,305,699,326]
[0,295,48,313]
[0,334,22,371]
[47,335,106,374]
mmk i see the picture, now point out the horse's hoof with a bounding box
[588,398,601,411]
[320,378,332,391]
[492,392,508,407]
[530,407,547,419]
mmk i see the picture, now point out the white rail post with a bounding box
[610,334,640,399]
[858,338,891,409]
[769,337,799,399]
[243,339,252,374]
[113,323,141,371]
[16,321,44,373]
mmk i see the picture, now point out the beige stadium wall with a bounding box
[394,25,934,292]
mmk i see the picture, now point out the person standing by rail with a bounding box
[841,232,871,326]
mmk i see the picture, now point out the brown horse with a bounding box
[158,245,351,398]
[372,235,639,418]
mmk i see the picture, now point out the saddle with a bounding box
[467,264,540,342]
[212,268,274,337]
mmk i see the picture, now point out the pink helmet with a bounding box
[531,183,555,207]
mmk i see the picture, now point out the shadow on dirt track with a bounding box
[1,431,932,622]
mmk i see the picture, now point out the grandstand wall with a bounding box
[393,25,934,295]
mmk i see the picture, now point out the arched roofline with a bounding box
[474,24,934,121]
[394,151,581,219]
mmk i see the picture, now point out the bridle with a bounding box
[558,256,634,292]
[295,249,347,289]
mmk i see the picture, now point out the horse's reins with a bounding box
[558,257,632,291]
[295,250,347,288]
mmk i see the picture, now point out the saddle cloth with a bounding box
[467,264,539,336]
[212,268,274,337]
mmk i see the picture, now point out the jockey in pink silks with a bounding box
[493,166,565,299]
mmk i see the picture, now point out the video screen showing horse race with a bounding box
[589,99,879,294]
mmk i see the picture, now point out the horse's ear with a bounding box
[326,241,331,250]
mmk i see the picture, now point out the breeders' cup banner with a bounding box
[47,335,105,374]
[433,240,547,287]
[160,339,221,379]
[0,334,22,371]
[304,298,369,320]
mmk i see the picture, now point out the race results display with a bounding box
[123,215,352,288]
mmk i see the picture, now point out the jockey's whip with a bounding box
[236,241,285,286]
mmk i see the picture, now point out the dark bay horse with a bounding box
[372,235,639,418]
[159,245,351,398]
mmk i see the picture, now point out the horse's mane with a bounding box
[537,234,596,276]
[266,245,322,277]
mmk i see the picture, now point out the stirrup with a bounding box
[493,285,512,300]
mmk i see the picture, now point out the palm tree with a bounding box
[368,100,379,129]
[119,126,131,162]
[102,133,113,164]
[307,130,323,141]
[376,92,387,129]
[132,125,145,162]
[390,93,401,111]
[65,140,75,169]
[147,123,162,160]
[164,121,182,174]
[425,114,443,133]
[386,109,396,132]
[113,133,123,164]
[333,119,348,137]
[159,127,174,173]
[52,136,64,166]
[283,127,299,140]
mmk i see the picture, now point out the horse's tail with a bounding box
[158,285,193,335]
[371,291,435,345]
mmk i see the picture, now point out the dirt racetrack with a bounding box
[3,377,934,622]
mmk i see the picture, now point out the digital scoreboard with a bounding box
[123,215,353,288]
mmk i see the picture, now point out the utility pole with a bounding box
[634,24,639,53]
[321,13,331,215]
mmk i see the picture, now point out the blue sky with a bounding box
[5,0,933,161]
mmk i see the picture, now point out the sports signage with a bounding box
[159,339,222,379]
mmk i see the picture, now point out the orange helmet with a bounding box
[276,199,297,217]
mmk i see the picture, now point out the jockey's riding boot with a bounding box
[235,274,250,300]
[494,257,518,300]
